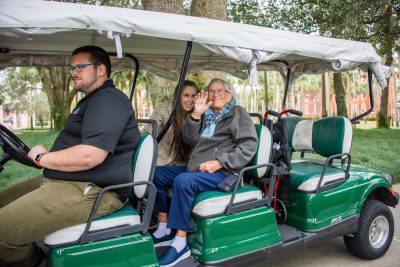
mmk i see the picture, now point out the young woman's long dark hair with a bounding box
[169,80,200,165]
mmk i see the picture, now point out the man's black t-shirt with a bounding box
[44,80,140,196]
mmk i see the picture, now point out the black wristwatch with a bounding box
[34,153,47,168]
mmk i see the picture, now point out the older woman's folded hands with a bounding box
[199,160,223,173]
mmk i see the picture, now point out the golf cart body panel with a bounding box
[189,206,281,263]
[285,165,393,231]
[48,233,158,267]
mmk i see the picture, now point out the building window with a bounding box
[305,95,310,114]
[314,96,318,114]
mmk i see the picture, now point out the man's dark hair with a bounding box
[72,45,111,77]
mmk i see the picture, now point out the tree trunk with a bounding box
[300,83,304,113]
[273,71,279,110]
[321,74,328,117]
[333,73,347,117]
[141,0,183,13]
[290,90,295,111]
[141,0,184,111]
[37,67,75,130]
[190,0,227,84]
[377,50,392,128]
[191,0,227,20]
[263,71,268,111]
[345,73,351,117]
[396,51,400,127]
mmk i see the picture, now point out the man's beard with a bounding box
[74,76,98,94]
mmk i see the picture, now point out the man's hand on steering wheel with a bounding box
[0,123,42,169]
[28,145,48,167]
[28,145,48,160]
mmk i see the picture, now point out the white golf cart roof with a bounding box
[0,0,389,88]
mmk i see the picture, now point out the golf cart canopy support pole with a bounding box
[128,54,140,102]
[109,53,140,102]
[350,68,374,124]
[156,41,192,143]
[282,67,291,110]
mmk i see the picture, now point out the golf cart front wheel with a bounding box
[343,199,394,259]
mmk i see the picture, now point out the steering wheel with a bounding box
[0,124,40,168]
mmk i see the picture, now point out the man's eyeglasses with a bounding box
[68,63,98,74]
[208,88,227,95]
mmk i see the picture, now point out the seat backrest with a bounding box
[132,133,157,198]
[292,116,352,158]
[246,124,273,177]
[282,116,303,149]
[312,116,352,157]
[292,120,314,152]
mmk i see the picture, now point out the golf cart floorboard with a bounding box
[278,224,303,243]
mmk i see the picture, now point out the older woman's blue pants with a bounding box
[153,166,226,231]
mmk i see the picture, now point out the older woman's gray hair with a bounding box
[207,78,238,100]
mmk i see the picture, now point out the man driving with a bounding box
[0,45,140,267]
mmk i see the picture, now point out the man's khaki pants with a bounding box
[0,175,123,266]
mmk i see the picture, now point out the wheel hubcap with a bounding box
[369,215,389,249]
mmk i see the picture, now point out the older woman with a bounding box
[152,78,258,267]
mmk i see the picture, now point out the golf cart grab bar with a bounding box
[249,113,263,124]
[78,181,157,245]
[315,152,351,194]
[137,119,157,137]
[226,163,278,215]
[281,109,303,117]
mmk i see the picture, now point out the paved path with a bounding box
[253,183,400,267]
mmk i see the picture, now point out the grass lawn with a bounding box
[1,127,399,189]
[351,128,400,182]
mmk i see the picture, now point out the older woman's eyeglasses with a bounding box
[68,63,98,74]
[208,88,227,95]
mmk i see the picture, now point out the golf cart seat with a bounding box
[282,116,303,149]
[192,124,272,217]
[290,116,352,193]
[44,133,157,246]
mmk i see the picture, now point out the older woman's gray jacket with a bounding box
[183,105,258,174]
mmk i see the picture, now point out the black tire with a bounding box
[343,199,394,259]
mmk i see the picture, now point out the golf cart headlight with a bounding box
[381,172,393,184]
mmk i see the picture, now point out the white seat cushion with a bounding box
[292,120,313,151]
[290,161,347,192]
[192,186,262,217]
[297,173,346,192]
[247,124,272,178]
[133,134,156,198]
[44,205,140,246]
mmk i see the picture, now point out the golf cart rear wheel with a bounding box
[275,198,287,224]
[343,199,394,259]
